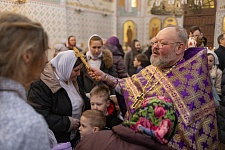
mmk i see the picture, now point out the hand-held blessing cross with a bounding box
[73,47,100,81]
[73,47,90,71]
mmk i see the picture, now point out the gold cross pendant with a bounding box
[132,93,144,109]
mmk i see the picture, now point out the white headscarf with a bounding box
[50,50,83,140]
[207,49,219,65]
[50,50,77,82]
[86,34,103,69]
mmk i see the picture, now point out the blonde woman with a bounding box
[0,12,50,149]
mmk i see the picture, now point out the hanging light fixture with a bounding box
[13,0,26,4]
[150,0,202,15]
[184,0,202,14]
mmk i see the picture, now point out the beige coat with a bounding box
[210,65,222,95]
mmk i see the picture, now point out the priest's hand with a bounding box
[88,67,105,82]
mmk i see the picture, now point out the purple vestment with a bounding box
[119,48,219,150]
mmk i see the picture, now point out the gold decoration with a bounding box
[73,47,90,71]
[73,47,100,81]
[132,63,178,109]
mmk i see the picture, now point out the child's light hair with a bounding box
[90,84,110,102]
[82,109,106,130]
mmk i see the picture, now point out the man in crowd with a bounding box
[88,26,219,149]
[215,33,225,71]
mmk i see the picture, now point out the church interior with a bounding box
[0,0,225,60]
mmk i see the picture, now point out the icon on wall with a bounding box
[149,18,161,39]
[124,20,136,48]
[223,17,225,33]
[163,17,177,28]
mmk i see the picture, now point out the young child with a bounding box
[79,109,106,139]
[75,96,178,150]
[90,84,123,129]
[133,53,149,73]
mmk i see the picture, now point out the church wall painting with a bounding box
[163,16,177,28]
[123,20,136,48]
[223,16,225,33]
[149,17,161,39]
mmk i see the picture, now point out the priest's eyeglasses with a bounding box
[152,41,182,49]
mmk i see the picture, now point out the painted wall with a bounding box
[0,0,116,60]
[117,0,183,49]
[0,0,224,59]
[215,0,225,49]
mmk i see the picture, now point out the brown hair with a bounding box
[67,35,75,46]
[190,26,201,34]
[0,12,48,81]
[82,109,106,130]
[90,84,110,102]
[131,39,140,57]
[135,53,149,67]
[89,35,103,46]
[217,33,225,45]
[196,37,205,47]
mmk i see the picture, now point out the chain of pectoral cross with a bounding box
[132,63,178,109]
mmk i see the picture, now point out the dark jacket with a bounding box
[219,69,225,144]
[124,49,142,76]
[217,95,225,144]
[105,100,123,129]
[75,124,175,150]
[27,63,90,143]
[143,46,152,66]
[79,49,117,94]
[104,44,128,78]
[215,45,225,71]
[221,68,225,96]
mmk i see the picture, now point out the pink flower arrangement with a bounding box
[155,119,172,144]
[133,117,154,132]
[127,96,177,144]
[154,106,166,118]
[142,98,151,107]
[156,96,172,103]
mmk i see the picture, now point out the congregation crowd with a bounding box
[1,11,225,150]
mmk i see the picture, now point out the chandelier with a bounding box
[150,0,202,16]
[13,0,26,4]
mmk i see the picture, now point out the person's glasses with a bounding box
[152,41,182,49]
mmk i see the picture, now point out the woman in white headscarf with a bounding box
[79,34,117,96]
[27,50,90,146]
[207,49,222,95]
